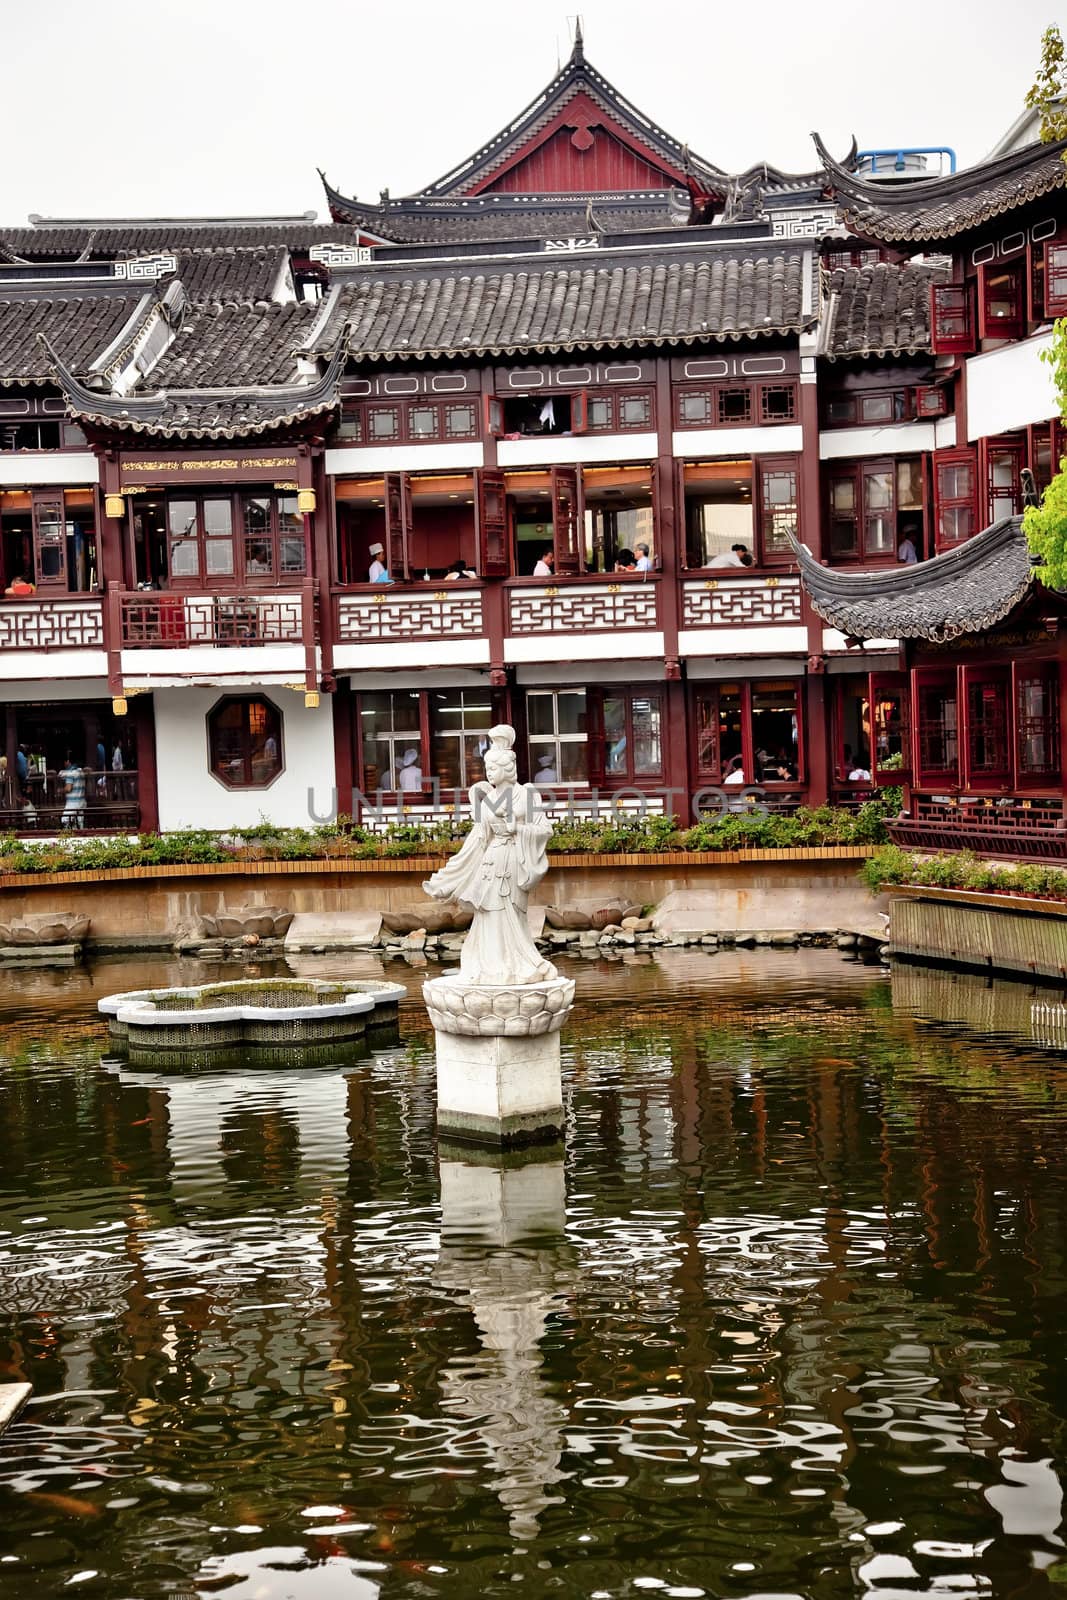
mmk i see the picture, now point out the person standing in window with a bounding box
[533,548,555,577]
[635,543,653,572]
[396,749,423,792]
[534,751,558,784]
[445,558,477,580]
[897,536,919,565]
[368,542,390,583]
[59,754,86,829]
[614,549,636,572]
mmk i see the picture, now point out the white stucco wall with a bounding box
[967,333,1058,441]
[152,686,336,832]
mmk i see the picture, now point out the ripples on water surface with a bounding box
[0,948,1066,1598]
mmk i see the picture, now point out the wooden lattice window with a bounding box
[717,386,752,425]
[933,448,978,550]
[759,383,798,423]
[930,283,976,354]
[916,677,959,782]
[979,263,1025,341]
[1016,668,1060,780]
[966,675,1010,780]
[1046,241,1067,317]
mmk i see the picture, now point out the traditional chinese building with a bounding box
[0,33,1062,839]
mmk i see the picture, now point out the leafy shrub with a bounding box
[861,845,1067,903]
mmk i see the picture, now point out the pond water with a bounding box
[1,947,1066,1599]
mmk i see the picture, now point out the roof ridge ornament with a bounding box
[569,16,585,65]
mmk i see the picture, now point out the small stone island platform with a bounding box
[99,977,406,1063]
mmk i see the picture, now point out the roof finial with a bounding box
[569,15,584,64]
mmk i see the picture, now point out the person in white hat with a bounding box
[368,542,390,583]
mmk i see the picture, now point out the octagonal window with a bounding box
[208,695,283,788]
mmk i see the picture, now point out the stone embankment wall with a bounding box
[0,849,883,949]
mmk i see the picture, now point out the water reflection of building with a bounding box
[435,1150,573,1540]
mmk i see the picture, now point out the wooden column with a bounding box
[132,694,158,833]
[799,334,830,806]
[97,450,127,588]
[654,356,690,823]
[305,442,335,689]
[332,681,355,820]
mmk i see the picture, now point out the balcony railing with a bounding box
[508,576,659,635]
[682,574,802,629]
[0,596,104,652]
[335,585,484,642]
[889,794,1067,859]
[0,769,140,833]
[118,590,307,648]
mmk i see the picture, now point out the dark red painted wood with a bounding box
[465,92,685,195]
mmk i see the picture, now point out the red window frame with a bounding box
[592,687,666,786]
[360,398,480,444]
[933,447,978,552]
[980,436,1024,524]
[930,283,976,355]
[868,671,912,785]
[384,471,411,581]
[691,680,805,788]
[550,465,582,575]
[583,388,655,433]
[1045,240,1067,317]
[756,456,800,565]
[674,387,714,428]
[239,490,307,581]
[978,261,1025,342]
[354,687,431,796]
[758,383,798,424]
[913,667,960,787]
[31,492,67,589]
[962,665,1012,789]
[475,467,509,576]
[914,385,947,418]
[1013,661,1061,787]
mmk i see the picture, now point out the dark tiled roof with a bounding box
[309,248,814,361]
[147,301,318,388]
[822,259,948,358]
[793,518,1033,641]
[0,221,367,258]
[0,290,147,386]
[814,133,1067,243]
[174,248,289,302]
[46,340,346,441]
[319,182,689,245]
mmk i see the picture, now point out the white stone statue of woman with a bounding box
[423,725,556,986]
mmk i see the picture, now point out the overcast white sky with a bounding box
[2,0,1059,223]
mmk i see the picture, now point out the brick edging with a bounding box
[0,844,878,892]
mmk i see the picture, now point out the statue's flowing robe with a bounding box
[424,781,556,985]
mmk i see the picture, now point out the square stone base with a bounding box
[434,1026,563,1146]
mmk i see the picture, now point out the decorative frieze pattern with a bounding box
[336,588,484,641]
[682,575,802,629]
[509,582,657,634]
[0,599,104,651]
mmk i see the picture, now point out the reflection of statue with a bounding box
[436,1150,572,1540]
[424,725,555,986]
